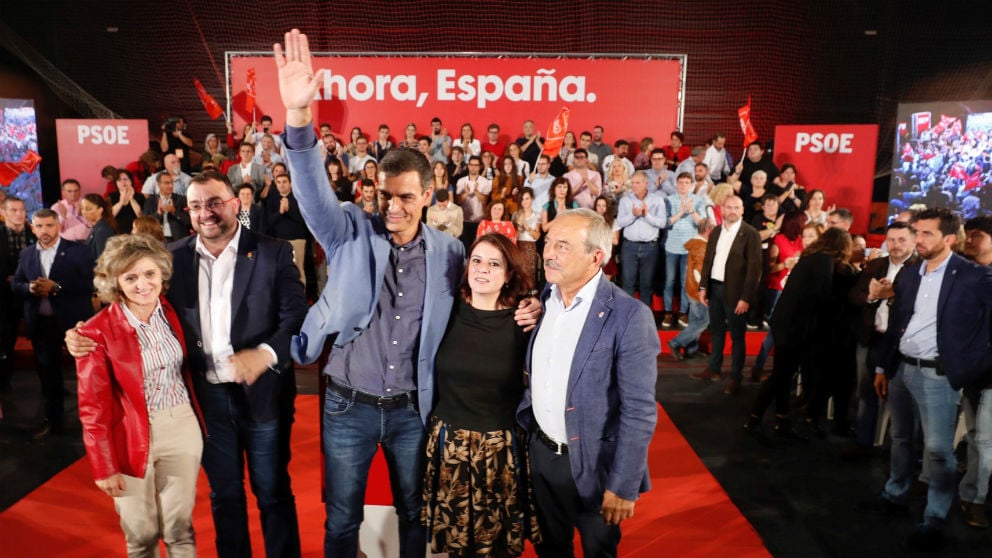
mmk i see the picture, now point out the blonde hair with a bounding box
[709,183,735,206]
[93,234,173,303]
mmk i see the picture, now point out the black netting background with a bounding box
[2,0,990,179]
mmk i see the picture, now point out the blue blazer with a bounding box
[284,133,465,425]
[167,228,308,422]
[517,275,660,510]
[881,252,992,390]
[12,239,94,337]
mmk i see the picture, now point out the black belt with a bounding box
[535,427,568,455]
[899,353,943,375]
[710,280,724,285]
[628,239,658,244]
[327,381,412,410]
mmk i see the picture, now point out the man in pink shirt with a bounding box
[51,179,90,241]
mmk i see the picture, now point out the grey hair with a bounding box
[632,170,649,183]
[559,208,613,265]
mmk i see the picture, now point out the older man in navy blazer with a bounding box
[518,208,659,557]
[873,208,992,550]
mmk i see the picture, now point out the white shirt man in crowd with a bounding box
[702,133,732,182]
[601,139,635,179]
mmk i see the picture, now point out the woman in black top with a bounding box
[80,193,117,260]
[745,228,855,439]
[107,169,145,234]
[423,233,540,557]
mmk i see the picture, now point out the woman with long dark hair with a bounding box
[492,155,522,216]
[745,227,855,439]
[541,177,578,233]
[108,169,145,235]
[81,193,118,260]
[423,233,540,557]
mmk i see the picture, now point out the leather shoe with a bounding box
[667,340,684,361]
[905,524,944,551]
[723,379,741,395]
[961,501,990,528]
[689,368,721,382]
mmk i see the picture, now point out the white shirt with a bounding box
[531,270,603,444]
[601,154,635,178]
[197,227,241,383]
[524,172,554,210]
[452,138,481,157]
[710,219,742,282]
[702,145,730,180]
[874,257,909,333]
[36,238,61,316]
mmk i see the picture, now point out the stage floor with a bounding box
[2,335,992,556]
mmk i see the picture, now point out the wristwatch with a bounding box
[51,283,63,296]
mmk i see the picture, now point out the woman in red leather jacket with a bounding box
[75,234,204,557]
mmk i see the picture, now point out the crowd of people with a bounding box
[890,113,992,220]
[1,28,991,557]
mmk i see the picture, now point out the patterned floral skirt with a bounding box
[422,417,541,556]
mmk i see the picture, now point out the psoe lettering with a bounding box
[794,132,854,154]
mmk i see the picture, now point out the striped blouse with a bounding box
[121,302,189,413]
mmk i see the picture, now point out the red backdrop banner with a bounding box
[228,54,683,147]
[56,119,149,195]
[773,124,879,234]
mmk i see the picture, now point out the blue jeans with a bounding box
[322,384,427,558]
[959,387,992,504]
[663,252,688,313]
[621,240,659,308]
[199,382,301,558]
[707,282,748,382]
[670,299,709,351]
[882,362,960,528]
[751,289,780,371]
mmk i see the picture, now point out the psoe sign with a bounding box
[774,124,879,234]
[56,119,149,195]
[794,132,855,154]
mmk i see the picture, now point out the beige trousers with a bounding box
[289,238,307,288]
[114,403,203,558]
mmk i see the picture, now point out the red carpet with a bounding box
[0,396,769,558]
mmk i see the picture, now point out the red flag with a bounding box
[738,97,759,147]
[193,78,224,120]
[245,68,257,116]
[540,106,570,159]
[0,150,42,186]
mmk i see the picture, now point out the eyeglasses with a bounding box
[186,197,238,214]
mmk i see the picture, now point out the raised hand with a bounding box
[274,29,327,127]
